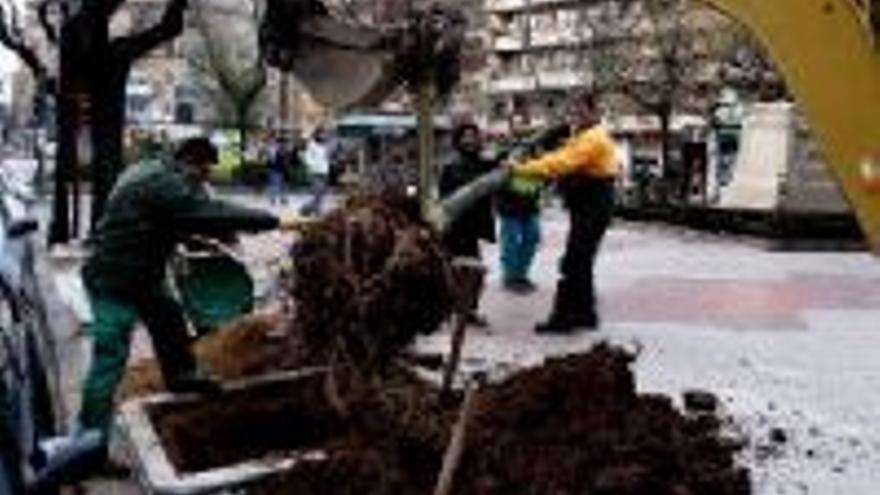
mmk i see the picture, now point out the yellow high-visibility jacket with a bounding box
[515,126,620,179]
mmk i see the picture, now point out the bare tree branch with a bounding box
[187,0,267,134]
[112,0,188,61]
[714,22,787,101]
[0,0,54,90]
[36,0,60,44]
[580,0,719,118]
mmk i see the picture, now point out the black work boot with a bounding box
[534,313,598,335]
[167,370,223,396]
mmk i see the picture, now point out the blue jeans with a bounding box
[267,170,285,204]
[499,214,540,282]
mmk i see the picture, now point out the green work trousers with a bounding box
[78,285,195,433]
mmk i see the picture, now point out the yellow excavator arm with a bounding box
[704,0,880,251]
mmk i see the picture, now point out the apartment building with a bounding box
[483,0,724,133]
[484,0,587,132]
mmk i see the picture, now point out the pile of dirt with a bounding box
[152,344,749,494]
[118,311,296,401]
[457,345,749,494]
[289,193,455,369]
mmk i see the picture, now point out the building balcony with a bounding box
[493,35,526,52]
[486,0,527,12]
[487,74,538,93]
[530,29,583,47]
[487,0,580,13]
[535,70,584,89]
[490,28,585,52]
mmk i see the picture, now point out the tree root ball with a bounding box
[289,193,455,367]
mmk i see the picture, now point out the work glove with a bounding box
[423,201,448,232]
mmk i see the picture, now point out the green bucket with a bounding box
[174,253,254,336]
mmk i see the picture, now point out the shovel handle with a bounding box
[433,381,479,495]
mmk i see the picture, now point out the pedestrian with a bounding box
[265,133,287,205]
[497,114,543,294]
[512,92,619,333]
[299,126,332,216]
[440,121,496,327]
[76,137,300,456]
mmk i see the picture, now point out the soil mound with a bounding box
[151,345,748,494]
[118,311,292,401]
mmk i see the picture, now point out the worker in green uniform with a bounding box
[77,137,297,443]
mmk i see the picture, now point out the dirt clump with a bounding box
[118,311,295,401]
[152,344,749,494]
[456,345,749,495]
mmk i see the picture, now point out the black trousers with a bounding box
[550,177,616,322]
[134,290,197,380]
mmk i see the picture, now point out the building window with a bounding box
[126,94,151,123]
[175,102,195,124]
[491,99,508,121]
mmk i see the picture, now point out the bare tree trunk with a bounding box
[32,90,50,196]
[658,109,672,205]
[49,90,75,244]
[416,80,436,219]
[279,73,290,131]
[238,112,248,166]
[89,64,128,228]
[4,0,188,243]
[49,18,85,245]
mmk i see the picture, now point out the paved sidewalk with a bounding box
[47,194,880,494]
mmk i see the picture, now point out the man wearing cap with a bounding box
[77,137,299,447]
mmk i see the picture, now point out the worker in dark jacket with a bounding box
[77,138,297,441]
[513,93,619,333]
[440,121,496,326]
